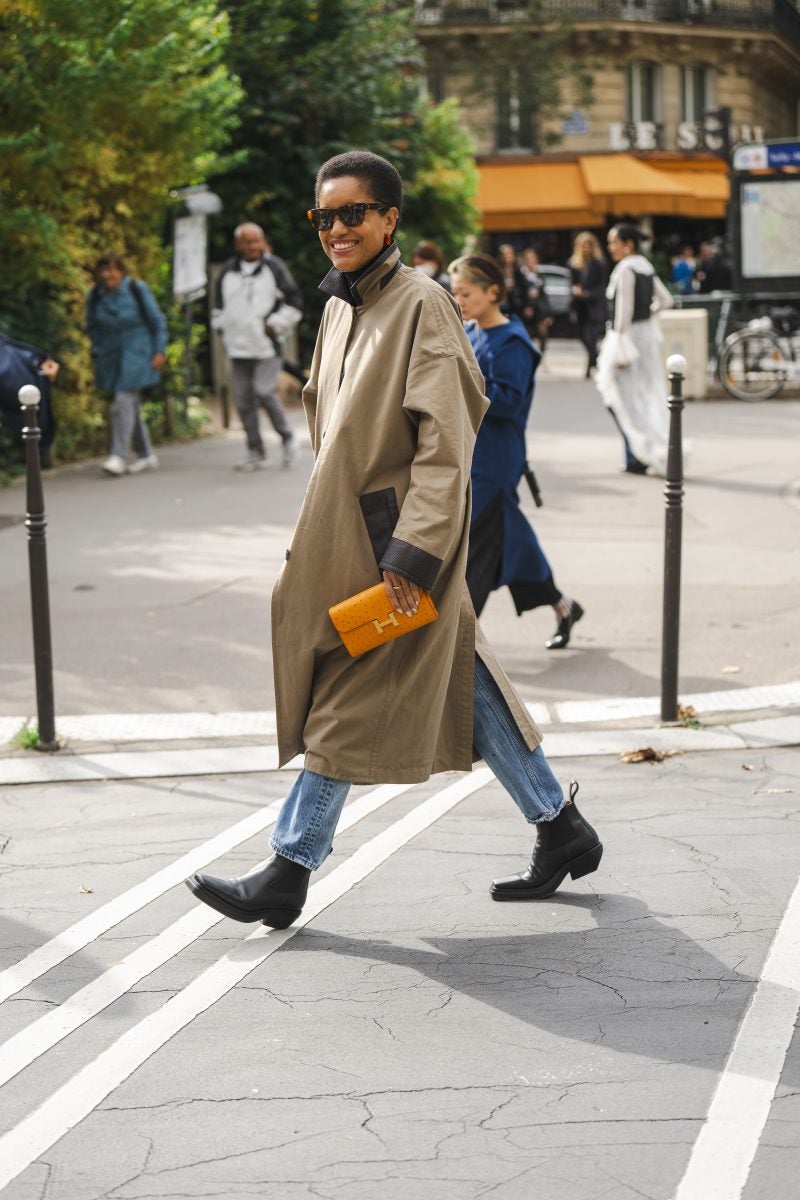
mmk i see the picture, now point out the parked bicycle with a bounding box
[718,305,800,401]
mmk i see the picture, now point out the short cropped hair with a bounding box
[315,151,403,215]
[448,253,507,302]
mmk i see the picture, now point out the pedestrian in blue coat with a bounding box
[86,252,168,476]
[450,254,584,650]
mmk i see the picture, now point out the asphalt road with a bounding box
[1,373,798,719]
[1,748,800,1199]
[1,366,799,1198]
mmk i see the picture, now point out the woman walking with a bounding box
[519,246,553,355]
[568,232,608,377]
[450,254,584,652]
[596,224,674,475]
[87,252,167,476]
[186,151,601,928]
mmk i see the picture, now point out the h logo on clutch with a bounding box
[372,612,400,635]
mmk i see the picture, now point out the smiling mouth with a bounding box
[329,239,359,252]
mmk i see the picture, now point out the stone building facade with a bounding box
[414,0,800,248]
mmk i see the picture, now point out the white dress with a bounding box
[596,255,676,477]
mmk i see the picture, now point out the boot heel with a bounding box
[260,908,301,930]
[569,843,603,880]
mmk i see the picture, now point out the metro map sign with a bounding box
[733,141,800,170]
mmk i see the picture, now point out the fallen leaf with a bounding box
[678,705,697,720]
[742,763,755,771]
[721,665,741,674]
[619,747,681,764]
[79,884,94,894]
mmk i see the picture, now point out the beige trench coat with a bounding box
[272,244,542,783]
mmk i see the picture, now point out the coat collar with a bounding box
[318,243,402,307]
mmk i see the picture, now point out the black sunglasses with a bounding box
[306,202,389,232]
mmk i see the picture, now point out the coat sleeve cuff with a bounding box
[379,537,443,591]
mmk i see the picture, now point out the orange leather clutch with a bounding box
[329,582,438,658]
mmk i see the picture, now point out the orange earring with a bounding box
[384,233,392,246]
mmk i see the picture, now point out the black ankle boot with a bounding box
[491,781,602,901]
[186,854,311,929]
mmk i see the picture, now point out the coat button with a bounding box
[285,549,291,560]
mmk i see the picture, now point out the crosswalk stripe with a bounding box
[0,769,491,1192]
[0,783,413,1089]
[673,873,800,1200]
[0,795,290,1004]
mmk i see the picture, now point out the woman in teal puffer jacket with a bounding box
[86,252,168,476]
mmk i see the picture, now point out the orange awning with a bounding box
[653,158,730,217]
[476,154,730,229]
[477,161,604,231]
[578,154,691,215]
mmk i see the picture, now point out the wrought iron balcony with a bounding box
[414,0,800,54]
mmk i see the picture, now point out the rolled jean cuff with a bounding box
[267,840,319,872]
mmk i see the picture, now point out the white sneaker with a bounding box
[128,454,159,474]
[282,436,296,467]
[102,455,127,476]
[235,452,267,472]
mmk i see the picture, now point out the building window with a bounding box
[425,67,446,105]
[625,61,660,124]
[680,64,713,123]
[495,70,536,151]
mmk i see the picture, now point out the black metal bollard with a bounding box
[19,384,57,750]
[660,355,687,724]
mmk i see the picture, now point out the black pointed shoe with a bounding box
[545,600,584,650]
[491,781,602,901]
[185,854,311,929]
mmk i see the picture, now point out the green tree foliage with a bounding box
[212,0,480,347]
[402,100,479,259]
[0,0,241,460]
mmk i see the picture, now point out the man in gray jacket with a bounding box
[213,224,303,470]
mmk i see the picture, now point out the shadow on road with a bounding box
[284,890,763,1076]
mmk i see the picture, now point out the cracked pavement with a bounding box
[1,749,800,1198]
[1,373,799,1196]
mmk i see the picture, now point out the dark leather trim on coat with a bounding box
[359,488,400,568]
[379,536,443,591]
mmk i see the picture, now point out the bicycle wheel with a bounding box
[719,331,788,401]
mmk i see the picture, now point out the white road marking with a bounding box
[673,873,800,1200]
[1,712,278,745]
[2,678,798,750]
[555,680,800,725]
[0,793,287,1004]
[5,716,800,789]
[0,769,492,1192]
[0,783,413,1088]
[0,747,302,786]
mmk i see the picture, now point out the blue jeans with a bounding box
[271,656,564,870]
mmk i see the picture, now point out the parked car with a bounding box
[537,265,575,337]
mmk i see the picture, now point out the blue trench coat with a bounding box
[467,316,552,603]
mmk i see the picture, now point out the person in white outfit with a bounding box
[595,223,675,476]
[212,224,303,471]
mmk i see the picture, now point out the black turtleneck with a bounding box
[344,244,393,286]
[319,242,399,306]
